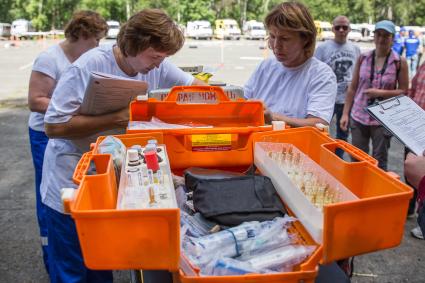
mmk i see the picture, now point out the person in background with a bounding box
[405,29,420,78]
[245,3,351,281]
[26,10,107,275]
[392,30,405,56]
[315,15,361,158]
[41,9,204,283]
[340,20,408,171]
[244,2,337,128]
[405,152,425,240]
[406,62,425,229]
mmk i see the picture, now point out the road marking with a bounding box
[240,56,263,60]
[234,66,245,70]
[19,62,33,70]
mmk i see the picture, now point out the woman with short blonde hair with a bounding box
[244,1,337,128]
[265,1,317,58]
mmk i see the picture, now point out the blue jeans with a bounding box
[333,104,348,159]
[29,127,49,273]
[407,54,418,79]
[45,206,113,283]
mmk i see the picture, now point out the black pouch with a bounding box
[184,166,286,226]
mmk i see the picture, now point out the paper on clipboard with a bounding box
[80,71,148,115]
[367,95,425,156]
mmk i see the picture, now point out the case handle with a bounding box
[72,152,92,185]
[165,85,230,102]
[333,140,378,165]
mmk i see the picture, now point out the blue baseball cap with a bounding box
[375,20,396,35]
[400,26,406,32]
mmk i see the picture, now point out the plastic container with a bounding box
[127,85,272,171]
[254,142,358,243]
[252,128,412,263]
[66,127,412,276]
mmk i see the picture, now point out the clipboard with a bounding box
[80,71,148,115]
[366,95,425,156]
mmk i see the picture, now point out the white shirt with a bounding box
[28,43,70,131]
[41,44,193,213]
[244,56,337,123]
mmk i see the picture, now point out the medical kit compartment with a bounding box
[69,130,323,282]
[127,85,272,170]
[252,128,413,263]
[67,132,182,271]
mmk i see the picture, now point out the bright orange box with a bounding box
[126,85,272,170]
[67,127,412,281]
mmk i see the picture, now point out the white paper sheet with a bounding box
[80,71,148,115]
[367,95,425,156]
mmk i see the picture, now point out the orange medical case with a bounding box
[67,127,412,283]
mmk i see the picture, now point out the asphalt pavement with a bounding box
[0,38,423,283]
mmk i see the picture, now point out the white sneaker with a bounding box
[411,226,424,240]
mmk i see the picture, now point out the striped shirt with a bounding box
[408,63,425,110]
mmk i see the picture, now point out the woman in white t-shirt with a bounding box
[244,2,337,127]
[27,10,107,275]
[41,9,204,283]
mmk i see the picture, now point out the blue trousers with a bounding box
[333,104,349,159]
[29,127,50,273]
[45,205,113,283]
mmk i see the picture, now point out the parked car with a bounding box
[186,21,213,40]
[315,21,334,41]
[0,23,11,38]
[243,20,266,40]
[348,24,362,42]
[214,19,241,40]
[11,19,35,39]
[106,20,120,39]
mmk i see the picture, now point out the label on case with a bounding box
[191,134,232,151]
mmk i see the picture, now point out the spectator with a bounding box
[315,15,361,158]
[405,152,425,239]
[405,29,420,78]
[392,31,405,56]
[244,2,337,128]
[406,62,425,219]
[41,9,204,283]
[340,20,408,170]
[26,10,107,275]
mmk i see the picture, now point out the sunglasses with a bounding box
[334,25,349,31]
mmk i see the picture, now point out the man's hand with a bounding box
[340,113,350,131]
[405,152,425,189]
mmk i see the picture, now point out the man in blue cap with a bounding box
[405,29,421,78]
[392,27,405,55]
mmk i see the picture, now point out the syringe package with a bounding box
[116,141,177,209]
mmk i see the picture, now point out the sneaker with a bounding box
[411,226,424,240]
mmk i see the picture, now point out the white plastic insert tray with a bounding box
[254,142,358,243]
[117,144,178,210]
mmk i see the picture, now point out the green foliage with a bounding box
[1,0,425,31]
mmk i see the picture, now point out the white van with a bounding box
[320,22,334,41]
[186,21,213,40]
[348,24,363,42]
[11,19,35,39]
[106,21,120,39]
[214,19,241,40]
[243,20,266,40]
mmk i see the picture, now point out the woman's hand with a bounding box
[405,152,425,189]
[340,113,350,132]
[363,88,383,98]
[113,106,130,128]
